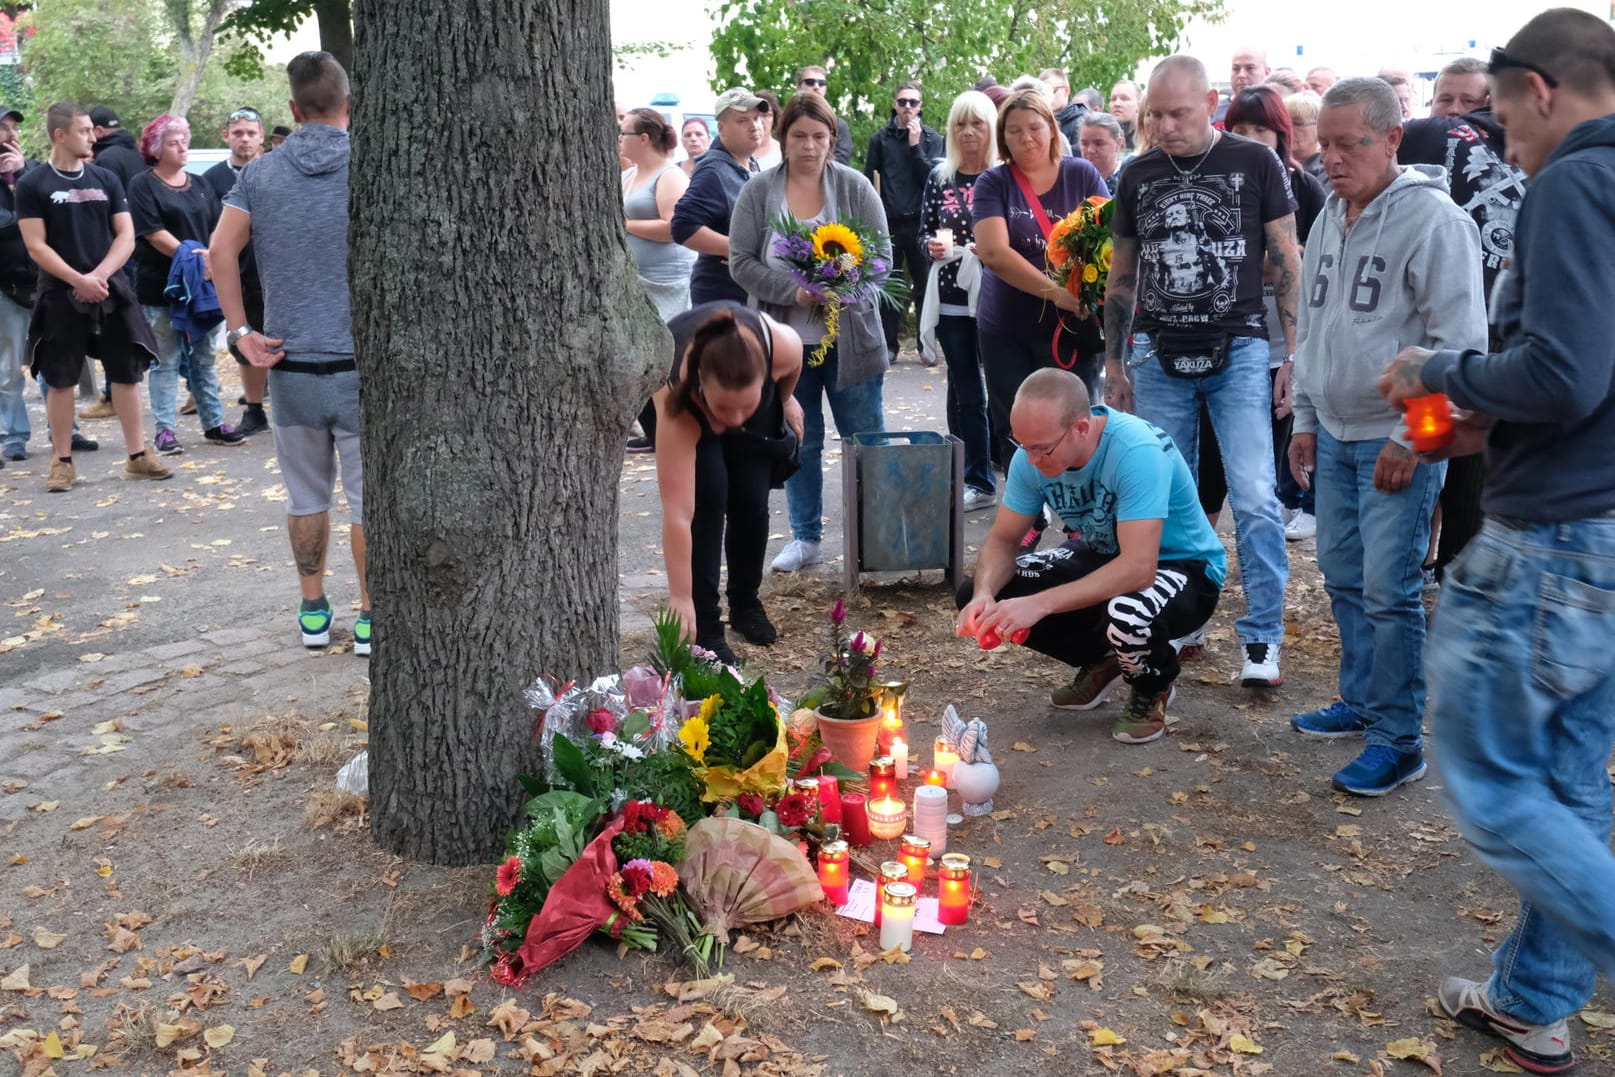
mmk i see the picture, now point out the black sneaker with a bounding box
[235,408,269,437]
[204,424,247,446]
[626,436,654,454]
[71,432,99,452]
[730,604,778,646]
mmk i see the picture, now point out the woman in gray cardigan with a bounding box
[730,92,891,573]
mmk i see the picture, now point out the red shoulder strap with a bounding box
[1009,164,1055,241]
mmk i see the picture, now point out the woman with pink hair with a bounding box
[126,114,244,454]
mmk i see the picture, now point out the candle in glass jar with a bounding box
[817,840,851,905]
[933,737,960,787]
[898,835,931,883]
[891,736,908,780]
[816,775,842,825]
[839,792,871,846]
[877,699,903,753]
[868,755,897,801]
[875,861,906,926]
[922,768,947,787]
[937,853,972,925]
[867,795,907,840]
[1404,392,1455,453]
[878,882,918,953]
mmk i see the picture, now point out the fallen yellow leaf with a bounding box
[1090,1028,1125,1046]
[1229,1033,1263,1054]
[41,1030,64,1059]
[288,953,308,974]
[203,1025,235,1048]
[154,1023,186,1048]
[31,928,67,949]
[67,816,102,831]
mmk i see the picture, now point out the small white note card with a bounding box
[834,878,946,933]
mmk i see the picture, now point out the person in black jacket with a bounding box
[670,88,764,306]
[864,80,943,362]
[0,104,34,463]
[89,106,143,188]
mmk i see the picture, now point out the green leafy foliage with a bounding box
[702,672,777,769]
[708,0,1225,167]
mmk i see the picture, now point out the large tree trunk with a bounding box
[314,0,353,74]
[350,0,668,865]
[168,0,240,118]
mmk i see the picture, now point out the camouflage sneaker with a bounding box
[1112,685,1175,745]
[1051,655,1125,710]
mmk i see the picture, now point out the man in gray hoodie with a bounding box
[1287,77,1486,798]
[209,51,369,658]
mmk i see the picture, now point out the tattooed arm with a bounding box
[1262,213,1301,355]
[1103,235,1139,413]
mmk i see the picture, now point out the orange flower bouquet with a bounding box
[1046,195,1115,319]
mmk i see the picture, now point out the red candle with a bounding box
[868,755,897,801]
[898,835,931,884]
[817,840,851,905]
[1404,393,1455,453]
[839,792,871,846]
[937,853,972,925]
[817,775,842,824]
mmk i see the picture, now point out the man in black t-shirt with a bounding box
[1104,55,1302,690]
[17,102,168,492]
[202,106,270,436]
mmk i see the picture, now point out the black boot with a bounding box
[729,603,777,646]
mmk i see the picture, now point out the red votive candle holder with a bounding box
[1404,393,1455,453]
[817,775,842,825]
[817,840,850,905]
[937,853,972,925]
[839,792,871,846]
[868,755,897,801]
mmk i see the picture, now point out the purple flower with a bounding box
[867,257,889,276]
[850,631,866,654]
[871,638,883,660]
[830,599,846,626]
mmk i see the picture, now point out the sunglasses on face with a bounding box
[799,78,827,88]
[1489,46,1558,87]
[896,97,921,108]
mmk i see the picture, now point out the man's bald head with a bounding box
[1153,55,1212,95]
[1014,368,1091,423]
[1231,47,1270,93]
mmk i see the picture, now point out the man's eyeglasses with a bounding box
[1012,423,1075,460]
[799,78,827,88]
[895,97,921,108]
[1489,46,1559,87]
[228,108,261,122]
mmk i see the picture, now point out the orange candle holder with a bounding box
[877,700,904,754]
[1405,393,1455,453]
[898,835,932,884]
[922,768,947,787]
[868,755,898,801]
[937,853,972,925]
[817,840,851,905]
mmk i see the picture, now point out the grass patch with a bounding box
[319,929,388,976]
[228,836,289,880]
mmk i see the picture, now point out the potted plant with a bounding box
[796,600,886,771]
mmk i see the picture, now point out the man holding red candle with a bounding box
[1378,13,1615,1072]
[1285,76,1487,798]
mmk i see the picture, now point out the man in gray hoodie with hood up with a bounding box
[1286,77,1486,798]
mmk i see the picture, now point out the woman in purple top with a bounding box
[972,88,1107,473]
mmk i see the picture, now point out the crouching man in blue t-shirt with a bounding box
[956,368,1227,743]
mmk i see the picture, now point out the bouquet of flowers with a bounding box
[678,670,789,802]
[769,216,907,366]
[798,599,884,719]
[1046,195,1116,318]
[608,800,718,975]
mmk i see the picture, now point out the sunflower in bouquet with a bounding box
[770,216,907,366]
[1046,195,1116,319]
[678,670,788,802]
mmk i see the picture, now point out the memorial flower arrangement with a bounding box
[1046,195,1116,318]
[769,215,906,366]
[800,599,885,719]
[678,672,789,802]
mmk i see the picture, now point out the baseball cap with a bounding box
[0,106,21,124]
[89,105,121,128]
[714,88,764,117]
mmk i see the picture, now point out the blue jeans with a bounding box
[1427,517,1615,1025]
[1131,334,1288,644]
[785,344,885,544]
[143,306,222,433]
[1314,429,1443,752]
[935,315,993,494]
[0,295,29,451]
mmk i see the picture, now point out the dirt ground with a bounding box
[3,363,1613,1077]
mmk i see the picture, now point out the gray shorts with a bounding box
[268,361,363,524]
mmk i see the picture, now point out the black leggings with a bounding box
[955,541,1221,695]
[691,431,773,637]
[978,321,1102,473]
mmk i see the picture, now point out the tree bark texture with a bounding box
[168,0,240,119]
[351,0,668,865]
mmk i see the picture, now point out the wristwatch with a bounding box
[227,325,254,347]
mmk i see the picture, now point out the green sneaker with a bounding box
[1112,685,1175,745]
[299,600,333,648]
[353,612,372,657]
[1051,655,1125,710]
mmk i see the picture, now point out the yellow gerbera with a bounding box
[812,223,864,264]
[679,698,717,763]
[1082,263,1099,283]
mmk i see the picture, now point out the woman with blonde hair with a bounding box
[1285,91,1324,178]
[919,89,998,509]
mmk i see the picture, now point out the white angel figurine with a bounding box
[941,706,1000,815]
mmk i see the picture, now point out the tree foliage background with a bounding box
[15,0,292,154]
[709,0,1224,164]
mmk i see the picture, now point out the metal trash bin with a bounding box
[841,432,963,592]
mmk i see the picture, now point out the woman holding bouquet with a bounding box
[655,303,804,664]
[729,93,890,575]
[972,87,1108,475]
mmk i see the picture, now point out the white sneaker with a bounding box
[1171,625,1208,656]
[1241,642,1283,687]
[770,539,823,573]
[1284,511,1316,542]
[963,487,997,512]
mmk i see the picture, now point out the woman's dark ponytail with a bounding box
[668,309,766,416]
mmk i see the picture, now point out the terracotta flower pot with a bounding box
[815,708,881,773]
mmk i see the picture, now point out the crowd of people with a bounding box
[645,12,1615,1073]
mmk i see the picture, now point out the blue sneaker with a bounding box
[353,612,371,657]
[1332,745,1427,797]
[299,600,333,648]
[1291,701,1369,738]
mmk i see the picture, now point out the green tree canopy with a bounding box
[708,0,1224,165]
